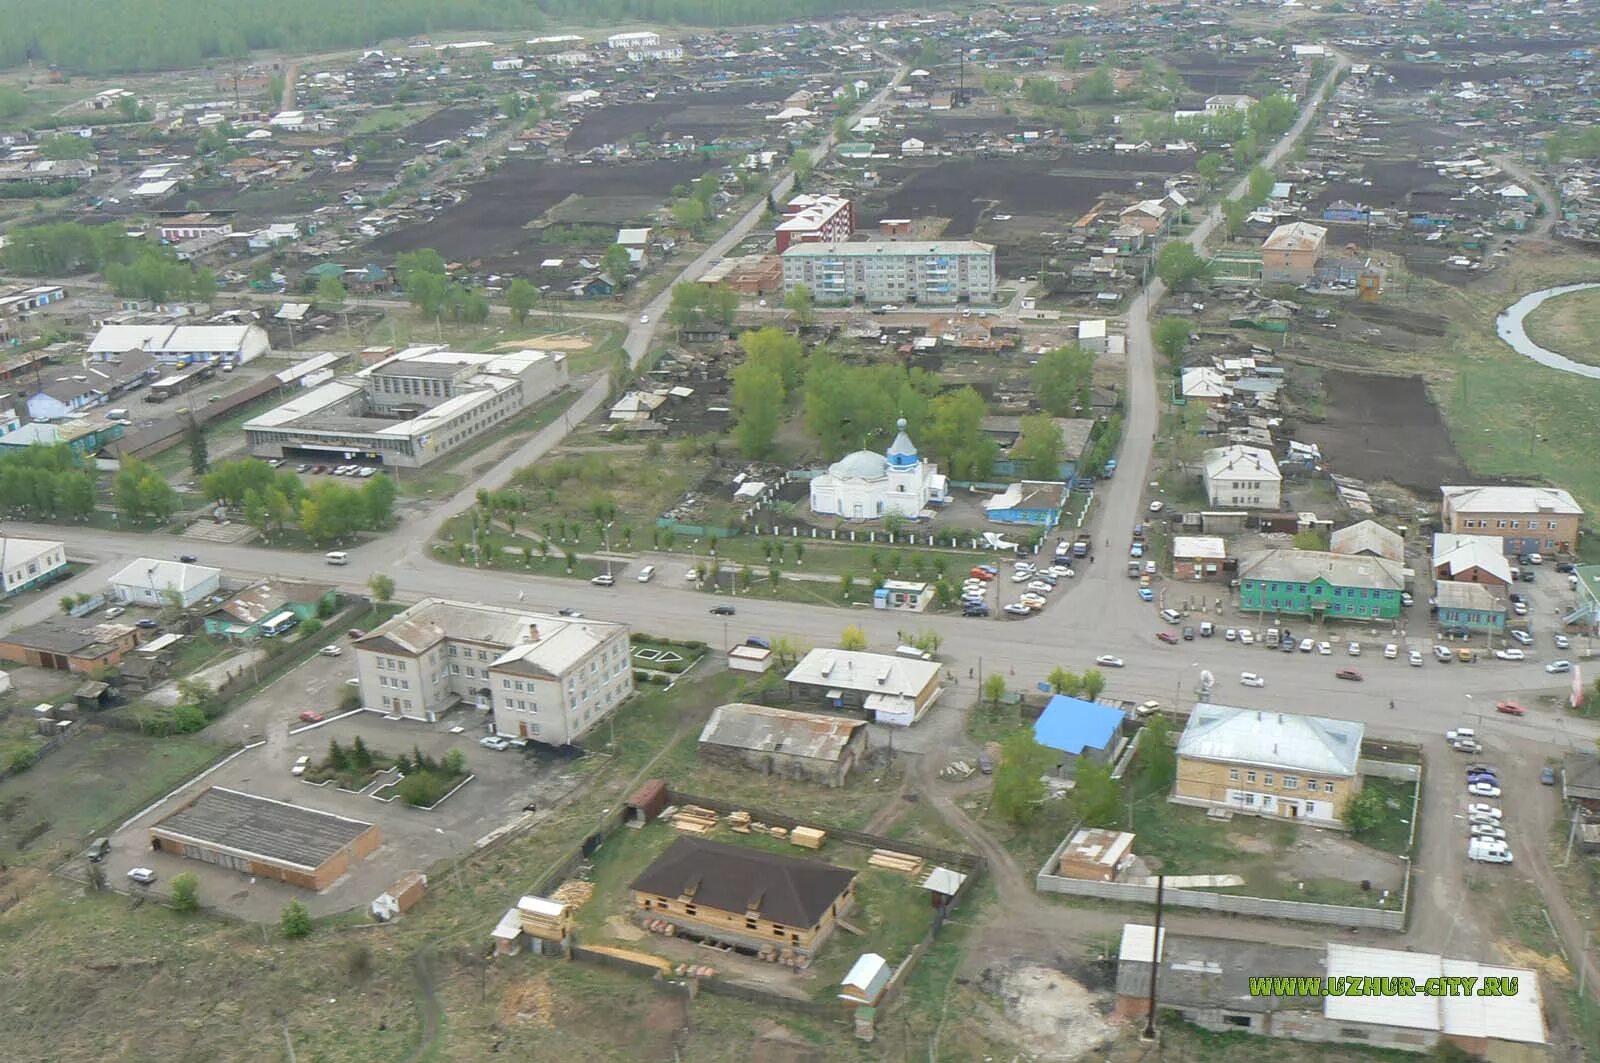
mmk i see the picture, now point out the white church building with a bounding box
[809,419,948,520]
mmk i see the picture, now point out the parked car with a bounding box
[1156,631,1179,645]
[1408,650,1424,667]
[1495,700,1526,716]
[637,565,655,583]
[318,645,343,657]
[178,554,198,563]
[1148,500,1164,513]
[298,710,325,723]
[1239,672,1266,688]
[127,867,157,885]
[1433,645,1453,662]
[1541,766,1557,786]
[1467,781,1502,798]
[1528,552,1543,565]
[590,573,615,587]
[1452,739,1484,754]
[710,605,736,616]
[103,606,125,619]
[1003,603,1032,616]
[1510,629,1533,645]
[1182,626,1195,641]
[1095,654,1125,668]
[1494,648,1525,661]
[1335,669,1363,681]
[86,837,110,863]
[1239,629,1255,645]
[1317,641,1332,656]
[291,755,310,776]
[1469,824,1507,841]
[1160,608,1182,624]
[557,608,582,617]
[1224,628,1238,641]
[1555,634,1571,649]
[1347,642,1361,656]
[962,605,990,617]
[1138,587,1154,601]
[968,567,995,581]
[1467,839,1513,864]
[1384,643,1398,659]
[1136,700,1162,717]
[136,618,158,629]
[1467,803,1501,820]
[1400,591,1414,606]
[1200,621,1214,637]
[479,735,511,751]
[1298,638,1314,653]
[1547,660,1573,674]
[1027,580,1054,594]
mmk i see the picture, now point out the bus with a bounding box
[261,610,299,637]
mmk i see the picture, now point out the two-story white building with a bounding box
[1202,445,1282,510]
[353,599,632,746]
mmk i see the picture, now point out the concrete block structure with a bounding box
[782,241,996,306]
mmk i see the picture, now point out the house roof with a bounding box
[1561,753,1600,800]
[0,537,63,572]
[150,786,373,872]
[698,702,865,763]
[629,836,856,928]
[109,558,221,594]
[1181,366,1232,399]
[1033,694,1124,756]
[1171,535,1226,560]
[1432,533,1512,584]
[1237,548,1405,592]
[785,648,939,700]
[1329,519,1404,562]
[1325,943,1544,1044]
[1177,702,1363,777]
[206,579,333,626]
[1441,484,1582,516]
[1262,221,1328,252]
[353,598,621,678]
[88,324,259,356]
[1203,444,1281,483]
[1434,580,1502,614]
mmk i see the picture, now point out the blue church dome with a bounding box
[886,417,920,468]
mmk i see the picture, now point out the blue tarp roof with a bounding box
[1033,694,1123,755]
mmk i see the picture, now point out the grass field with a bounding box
[1524,285,1600,368]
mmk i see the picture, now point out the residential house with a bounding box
[1205,93,1255,113]
[1260,222,1327,284]
[0,616,143,673]
[157,213,233,243]
[108,558,222,608]
[1174,703,1363,825]
[1431,533,1512,588]
[1076,318,1108,353]
[697,702,869,787]
[900,136,926,156]
[1560,752,1600,811]
[1181,367,1232,405]
[983,481,1067,528]
[1172,536,1227,581]
[0,537,68,596]
[1118,199,1169,237]
[1114,926,1546,1053]
[784,647,942,727]
[1238,548,1405,620]
[629,836,857,964]
[1033,694,1125,776]
[1329,519,1404,563]
[202,579,337,639]
[1434,580,1506,635]
[0,420,123,455]
[352,598,631,744]
[1321,200,1371,223]
[1440,485,1582,556]
[1053,828,1137,882]
[1202,445,1282,510]
[615,227,650,268]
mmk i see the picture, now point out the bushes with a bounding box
[7,747,38,774]
[396,771,450,807]
[281,900,313,939]
[170,873,201,913]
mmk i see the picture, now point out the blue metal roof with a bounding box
[1033,694,1123,755]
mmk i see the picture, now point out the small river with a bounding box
[1496,282,1600,379]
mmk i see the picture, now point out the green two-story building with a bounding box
[1237,549,1405,621]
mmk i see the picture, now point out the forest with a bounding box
[0,0,904,74]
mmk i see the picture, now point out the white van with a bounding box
[106,408,130,422]
[324,551,349,566]
[895,645,932,661]
[637,564,655,583]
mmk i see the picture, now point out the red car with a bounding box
[297,710,325,723]
[1495,700,1526,716]
[1335,669,1363,681]
[968,567,995,581]
[1156,631,1179,644]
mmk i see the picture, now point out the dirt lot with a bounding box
[1294,370,1469,492]
[401,104,490,144]
[370,157,713,273]
[863,157,1183,237]
[564,83,801,151]
[1169,52,1282,95]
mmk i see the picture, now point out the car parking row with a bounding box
[1445,729,1515,865]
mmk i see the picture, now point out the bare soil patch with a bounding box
[1294,370,1468,492]
[565,83,798,151]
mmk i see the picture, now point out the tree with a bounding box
[1071,760,1122,825]
[405,270,449,316]
[1032,344,1094,417]
[1080,667,1106,701]
[361,473,397,528]
[923,387,996,480]
[170,872,201,912]
[315,274,346,311]
[507,278,538,324]
[186,419,209,476]
[993,730,1053,824]
[393,248,447,289]
[983,673,1008,707]
[1073,65,1116,103]
[39,133,93,160]
[1047,667,1081,695]
[840,624,868,651]
[1195,152,1223,190]
[1139,714,1176,790]
[1153,317,1192,364]
[368,573,395,609]
[1155,241,1206,289]
[600,243,631,288]
[1293,528,1331,551]
[176,677,216,718]
[1222,198,1248,238]
[784,283,815,328]
[281,899,313,939]
[1247,165,1274,206]
[731,357,784,458]
[1343,785,1389,837]
[1013,414,1064,480]
[672,197,708,233]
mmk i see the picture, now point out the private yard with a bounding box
[573,819,938,1003]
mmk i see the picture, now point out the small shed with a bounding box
[517,894,574,941]
[492,907,524,956]
[626,778,670,827]
[839,952,892,1006]
[728,643,773,673]
[73,680,114,711]
[371,870,428,921]
[920,866,967,911]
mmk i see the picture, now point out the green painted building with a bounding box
[1238,549,1405,621]
[203,579,338,639]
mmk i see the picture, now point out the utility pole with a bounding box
[1143,874,1165,1040]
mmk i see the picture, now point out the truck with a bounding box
[1071,534,1091,559]
[1127,560,1142,578]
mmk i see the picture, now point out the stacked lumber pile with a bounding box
[550,880,593,909]
[674,963,718,978]
[868,849,925,876]
[766,825,790,840]
[727,810,752,833]
[670,805,718,834]
[790,826,826,850]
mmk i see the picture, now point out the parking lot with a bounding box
[104,653,589,919]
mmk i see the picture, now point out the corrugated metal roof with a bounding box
[1237,548,1405,591]
[1034,694,1123,755]
[698,702,864,762]
[1177,703,1362,776]
[1442,484,1581,515]
[1324,944,1441,1031]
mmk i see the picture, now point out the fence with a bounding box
[654,519,741,540]
[1357,757,1421,782]
[0,725,75,784]
[1035,830,1407,931]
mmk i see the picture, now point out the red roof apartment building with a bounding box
[775,194,854,253]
